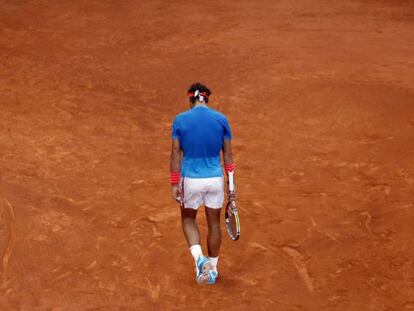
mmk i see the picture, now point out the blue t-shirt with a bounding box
[172,106,232,178]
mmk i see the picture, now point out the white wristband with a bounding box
[228,171,235,192]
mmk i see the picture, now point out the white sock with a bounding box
[190,245,203,263]
[209,256,219,272]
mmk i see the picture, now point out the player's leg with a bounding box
[205,206,221,260]
[203,177,224,284]
[181,178,211,284]
[180,177,203,247]
[204,207,221,284]
[180,206,201,247]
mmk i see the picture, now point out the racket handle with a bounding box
[228,171,235,192]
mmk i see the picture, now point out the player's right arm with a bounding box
[170,138,182,203]
[170,117,182,204]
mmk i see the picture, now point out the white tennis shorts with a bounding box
[180,177,224,210]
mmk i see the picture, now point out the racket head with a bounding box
[225,200,240,241]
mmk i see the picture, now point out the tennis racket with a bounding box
[225,171,240,241]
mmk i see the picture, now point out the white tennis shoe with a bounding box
[207,270,218,285]
[195,255,211,285]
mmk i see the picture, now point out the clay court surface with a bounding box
[1,0,414,309]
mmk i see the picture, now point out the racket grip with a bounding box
[228,171,235,192]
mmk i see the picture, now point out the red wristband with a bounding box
[170,172,180,184]
[224,162,235,173]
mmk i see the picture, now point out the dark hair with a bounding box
[187,82,211,104]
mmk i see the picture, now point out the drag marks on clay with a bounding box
[139,209,178,239]
[140,209,177,224]
[55,271,73,281]
[309,217,336,241]
[145,274,160,300]
[359,211,374,237]
[85,260,97,271]
[39,210,73,234]
[248,242,268,252]
[0,199,16,289]
[365,277,388,296]
[112,256,133,273]
[280,245,315,292]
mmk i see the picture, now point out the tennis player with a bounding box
[170,82,236,285]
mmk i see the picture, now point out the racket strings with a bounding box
[225,202,240,241]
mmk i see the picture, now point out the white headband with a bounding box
[194,90,204,102]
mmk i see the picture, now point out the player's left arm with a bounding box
[223,138,236,200]
[222,116,236,200]
[170,138,182,202]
